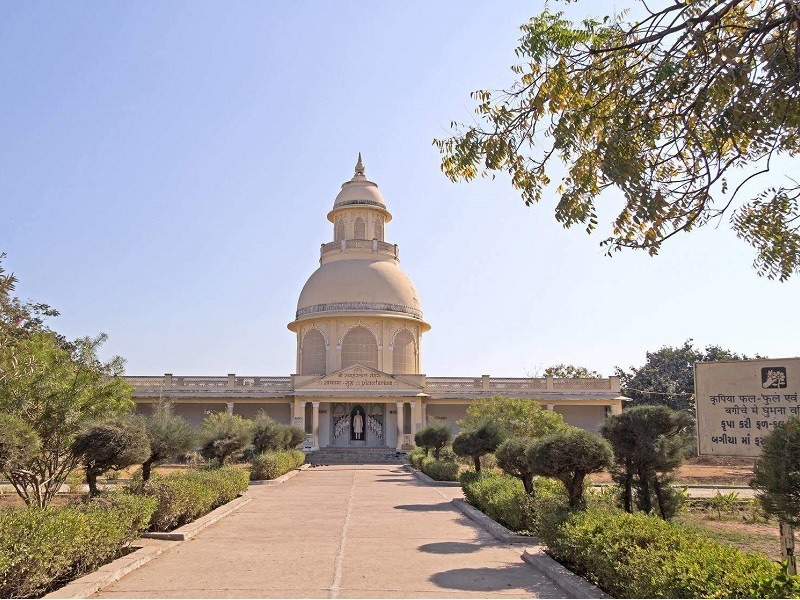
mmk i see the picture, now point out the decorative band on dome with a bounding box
[333,199,386,209]
[296,302,423,319]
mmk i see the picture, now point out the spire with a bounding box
[354,152,365,179]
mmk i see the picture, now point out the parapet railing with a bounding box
[125,374,619,393]
[125,375,293,390]
[321,239,398,260]
[425,376,618,393]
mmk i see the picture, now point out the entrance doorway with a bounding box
[331,403,385,447]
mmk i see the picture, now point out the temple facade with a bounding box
[129,156,626,450]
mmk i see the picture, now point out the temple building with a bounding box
[129,156,626,450]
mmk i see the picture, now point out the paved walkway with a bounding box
[93,465,567,598]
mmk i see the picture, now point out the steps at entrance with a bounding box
[306,446,406,465]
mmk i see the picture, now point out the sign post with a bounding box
[695,357,800,572]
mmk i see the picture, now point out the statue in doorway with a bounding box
[352,410,364,440]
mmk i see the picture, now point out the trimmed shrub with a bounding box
[414,424,451,459]
[199,413,253,465]
[139,467,249,531]
[72,417,151,497]
[542,508,800,598]
[421,457,459,481]
[527,428,612,508]
[452,420,506,472]
[250,450,305,481]
[0,493,156,598]
[141,402,197,482]
[752,416,800,526]
[495,437,536,494]
[407,447,427,470]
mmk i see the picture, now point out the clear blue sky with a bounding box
[2,1,798,377]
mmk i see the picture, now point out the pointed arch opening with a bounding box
[301,329,326,375]
[341,325,378,370]
[374,217,384,241]
[334,217,345,241]
[353,217,366,239]
[392,330,416,374]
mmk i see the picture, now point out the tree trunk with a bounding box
[780,521,797,575]
[86,471,99,497]
[653,475,667,519]
[473,456,481,472]
[142,457,154,482]
[522,474,535,495]
[623,459,633,513]
[567,474,584,509]
[637,466,652,513]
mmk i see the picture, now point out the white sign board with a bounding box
[695,357,800,457]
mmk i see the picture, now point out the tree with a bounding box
[751,417,800,574]
[72,417,150,496]
[414,424,452,459]
[435,1,800,281]
[543,364,602,378]
[616,339,758,411]
[286,426,307,450]
[527,429,613,508]
[495,437,536,494]
[141,402,197,481]
[0,331,133,507]
[199,412,253,465]
[252,411,291,454]
[0,253,60,344]
[601,405,693,518]
[452,420,506,471]
[459,395,567,439]
[752,417,800,526]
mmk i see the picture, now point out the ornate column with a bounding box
[288,402,294,425]
[546,404,555,412]
[421,403,428,428]
[396,401,405,451]
[312,402,320,449]
[226,402,234,415]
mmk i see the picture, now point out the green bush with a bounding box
[414,424,452,459]
[407,447,427,469]
[460,471,568,535]
[542,508,800,598]
[0,493,156,598]
[250,450,305,481]
[421,457,459,481]
[138,467,249,531]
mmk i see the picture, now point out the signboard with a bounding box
[695,357,800,457]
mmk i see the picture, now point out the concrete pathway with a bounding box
[93,465,568,598]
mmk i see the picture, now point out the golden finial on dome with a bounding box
[354,152,365,177]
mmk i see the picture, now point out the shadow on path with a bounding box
[418,541,483,554]
[394,502,454,512]
[430,564,562,595]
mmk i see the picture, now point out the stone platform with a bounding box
[306,446,407,465]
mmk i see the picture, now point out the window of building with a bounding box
[334,217,345,241]
[354,217,366,239]
[341,325,378,369]
[392,330,415,374]
[374,217,384,241]
[301,329,326,375]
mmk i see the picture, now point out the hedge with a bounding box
[407,447,426,470]
[250,450,305,481]
[0,494,156,598]
[459,471,568,535]
[421,457,459,481]
[542,508,800,598]
[139,467,249,531]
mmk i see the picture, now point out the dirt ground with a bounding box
[591,456,755,486]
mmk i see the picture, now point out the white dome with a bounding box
[332,179,386,210]
[295,259,424,321]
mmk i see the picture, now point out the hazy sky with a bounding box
[2,1,798,378]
